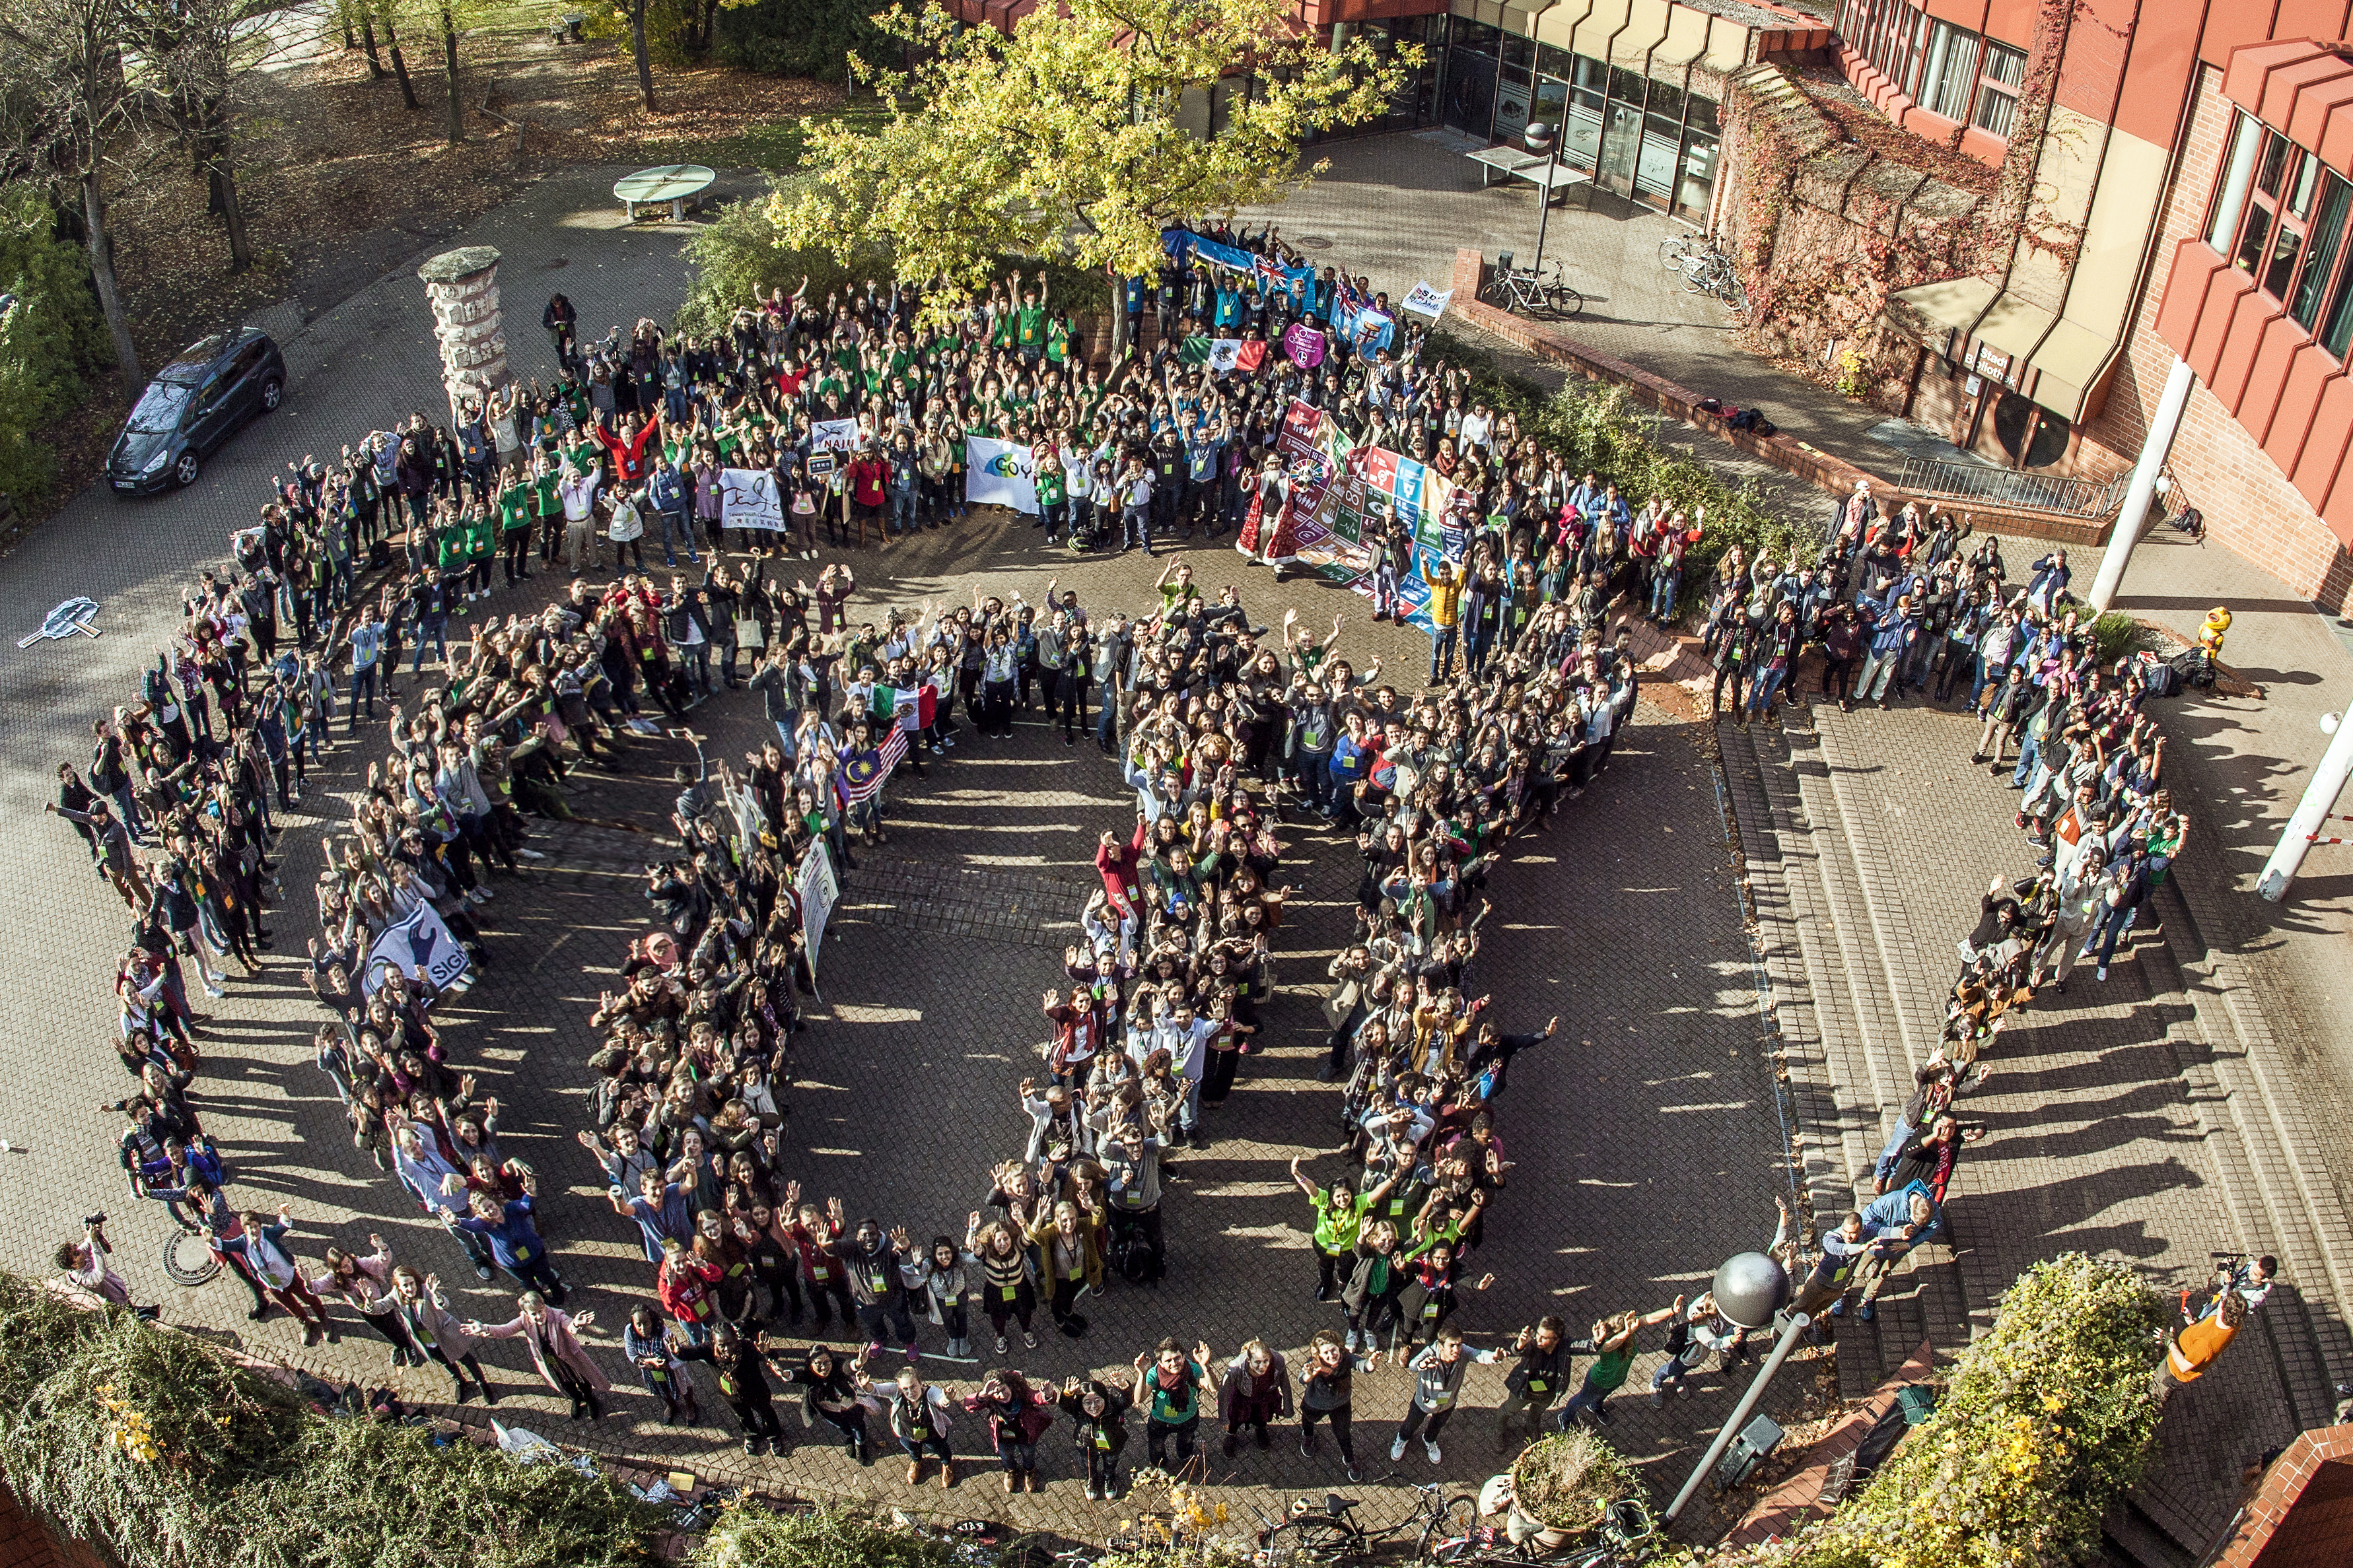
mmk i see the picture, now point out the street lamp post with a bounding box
[1663,1251,1805,1526]
[1524,121,1561,285]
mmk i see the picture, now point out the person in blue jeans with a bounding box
[1557,1301,1677,1427]
[1327,711,1376,827]
[407,567,451,675]
[648,460,694,566]
[888,433,921,537]
[452,1184,567,1303]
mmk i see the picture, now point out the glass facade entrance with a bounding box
[1437,15,1722,221]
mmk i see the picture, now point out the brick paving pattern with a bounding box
[0,163,1796,1539]
[6,149,2342,1561]
[1720,692,2353,1555]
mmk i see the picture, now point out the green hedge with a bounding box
[713,0,891,83]
[0,1276,664,1568]
[1712,1254,2167,1568]
[675,176,1110,340]
[0,183,108,508]
[1421,327,1809,594]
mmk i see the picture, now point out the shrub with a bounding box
[695,1503,961,1568]
[676,176,1109,339]
[0,1274,665,1568]
[0,183,107,508]
[1420,328,1811,594]
[1510,1428,1639,1532]
[1711,1254,2167,1568]
[714,0,891,82]
[2088,609,2142,663]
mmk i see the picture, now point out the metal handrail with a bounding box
[1891,456,2130,518]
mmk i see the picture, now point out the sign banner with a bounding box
[1282,321,1327,368]
[717,467,785,531]
[798,840,839,976]
[1401,281,1453,320]
[966,434,1039,514]
[1160,229,1316,301]
[1181,337,1267,375]
[1351,308,1397,355]
[364,902,470,996]
[812,418,860,452]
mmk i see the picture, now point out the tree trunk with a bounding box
[81,170,140,386]
[382,11,419,109]
[630,0,654,111]
[439,6,462,143]
[1109,275,1132,364]
[360,13,385,77]
[208,132,254,272]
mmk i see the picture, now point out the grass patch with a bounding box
[648,96,890,172]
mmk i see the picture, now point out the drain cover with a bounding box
[1293,234,1335,250]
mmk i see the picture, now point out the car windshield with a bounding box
[127,380,195,433]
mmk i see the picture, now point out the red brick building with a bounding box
[1833,0,2353,611]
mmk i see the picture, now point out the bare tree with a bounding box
[120,0,264,272]
[372,0,417,109]
[435,1,460,143]
[0,0,142,383]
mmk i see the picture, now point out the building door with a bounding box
[1444,20,1501,138]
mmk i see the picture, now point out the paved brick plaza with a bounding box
[2,159,2344,1560]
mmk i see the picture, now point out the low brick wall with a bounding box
[1444,250,2111,550]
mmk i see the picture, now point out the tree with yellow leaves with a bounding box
[775,0,1413,347]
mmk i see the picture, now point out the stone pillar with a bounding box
[416,245,510,422]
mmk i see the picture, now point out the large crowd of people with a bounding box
[59,224,1955,1508]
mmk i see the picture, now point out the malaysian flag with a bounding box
[839,726,908,805]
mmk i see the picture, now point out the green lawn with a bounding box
[648,98,890,172]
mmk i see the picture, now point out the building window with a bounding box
[1973,42,2025,139]
[1919,21,1982,123]
[2206,115,2353,362]
[1841,7,2028,143]
[1837,0,1925,97]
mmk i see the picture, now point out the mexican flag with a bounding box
[1181,337,1267,375]
[869,683,937,732]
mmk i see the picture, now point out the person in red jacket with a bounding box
[849,447,888,541]
[655,1235,721,1343]
[594,413,659,487]
[785,1198,854,1330]
[1095,819,1147,913]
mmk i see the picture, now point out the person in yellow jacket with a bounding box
[1426,559,1463,683]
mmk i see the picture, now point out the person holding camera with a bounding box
[56,1216,158,1320]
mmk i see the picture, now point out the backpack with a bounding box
[2138,654,2180,699]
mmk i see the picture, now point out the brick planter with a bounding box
[1444,249,2110,549]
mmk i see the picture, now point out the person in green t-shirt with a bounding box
[1045,312,1073,366]
[1556,1301,1680,1428]
[1015,269,1048,361]
[495,473,534,587]
[530,457,563,568]
[460,505,495,601]
[1291,1155,1400,1302]
[1131,1338,1212,1469]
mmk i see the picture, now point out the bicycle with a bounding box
[1251,1475,1478,1564]
[1658,233,1702,273]
[1677,242,1749,319]
[1426,1497,1661,1566]
[1480,263,1584,322]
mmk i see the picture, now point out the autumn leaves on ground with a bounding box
[32,11,841,528]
